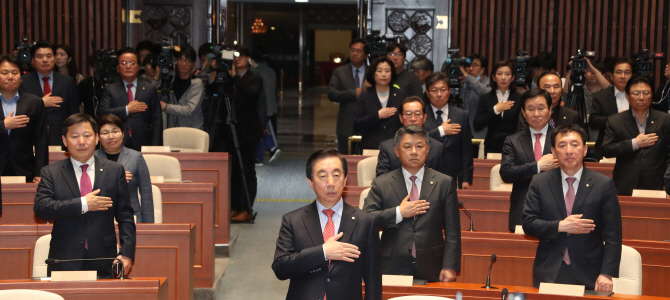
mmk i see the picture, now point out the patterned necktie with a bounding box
[410,175,419,258]
[322,208,335,300]
[534,133,543,161]
[354,69,360,88]
[563,177,576,265]
[436,110,444,125]
[42,77,51,95]
[80,164,92,251]
[127,84,134,102]
[549,109,556,128]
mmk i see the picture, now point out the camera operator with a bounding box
[651,61,670,113]
[140,55,160,83]
[563,58,610,113]
[411,57,433,93]
[159,44,204,129]
[78,51,103,118]
[196,43,217,133]
[518,51,556,93]
[386,43,423,97]
[459,53,491,139]
[136,40,154,75]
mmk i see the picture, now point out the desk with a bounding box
[0,224,194,300]
[0,182,214,289]
[49,152,231,246]
[0,277,167,300]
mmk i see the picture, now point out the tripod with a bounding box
[566,72,589,138]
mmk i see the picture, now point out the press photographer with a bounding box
[158,44,205,130]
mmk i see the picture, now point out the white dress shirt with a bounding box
[71,156,96,213]
[123,78,139,116]
[560,167,583,198]
[37,71,54,93]
[530,124,549,173]
[431,104,450,137]
[395,166,425,223]
[377,90,389,108]
[316,198,343,260]
[614,86,629,112]
[493,89,511,116]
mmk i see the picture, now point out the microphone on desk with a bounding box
[481,253,497,289]
[45,257,125,279]
[501,288,508,300]
[458,202,475,232]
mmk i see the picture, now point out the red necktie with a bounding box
[322,209,335,300]
[43,77,51,95]
[80,164,92,251]
[127,84,134,102]
[563,177,576,265]
[534,133,543,161]
[410,175,418,258]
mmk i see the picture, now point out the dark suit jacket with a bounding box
[651,81,670,113]
[500,127,553,231]
[353,87,406,151]
[97,78,162,151]
[20,72,79,146]
[589,86,619,159]
[601,109,670,195]
[517,105,584,131]
[376,137,443,177]
[363,168,461,282]
[523,167,622,289]
[328,63,365,138]
[272,201,381,300]
[95,147,154,223]
[394,70,423,97]
[0,91,48,183]
[473,90,522,154]
[423,105,474,183]
[34,157,136,278]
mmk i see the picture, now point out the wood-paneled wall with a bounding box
[452,0,669,86]
[1,0,123,77]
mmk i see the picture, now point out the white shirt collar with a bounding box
[560,166,584,183]
[315,198,344,217]
[70,155,95,170]
[401,166,425,182]
[38,71,54,81]
[529,123,549,136]
[123,78,138,88]
[431,104,449,117]
[614,85,625,97]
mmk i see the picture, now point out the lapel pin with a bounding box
[563,116,566,119]
[100,169,103,171]
[651,121,654,124]
[352,216,355,220]
[142,87,145,90]
[430,181,434,185]
[586,184,590,187]
[393,94,396,96]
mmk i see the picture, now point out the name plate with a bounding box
[141,146,171,152]
[514,225,525,235]
[632,189,667,198]
[539,282,585,297]
[150,176,165,183]
[1,176,26,184]
[382,275,413,286]
[486,153,502,160]
[50,271,97,281]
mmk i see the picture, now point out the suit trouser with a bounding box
[225,133,258,213]
[555,261,579,286]
[338,136,350,154]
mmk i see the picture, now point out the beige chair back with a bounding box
[0,290,63,300]
[33,234,51,278]
[359,187,371,208]
[478,140,486,159]
[613,245,642,295]
[389,296,454,300]
[143,154,182,182]
[163,127,210,152]
[357,156,377,186]
[138,185,163,223]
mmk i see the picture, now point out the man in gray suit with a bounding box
[364,125,461,282]
[328,38,369,154]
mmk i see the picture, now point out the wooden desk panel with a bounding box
[49,152,231,246]
[0,278,167,300]
[0,224,193,300]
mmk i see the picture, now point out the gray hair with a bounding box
[394,125,430,148]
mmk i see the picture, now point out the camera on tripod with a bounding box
[634,49,664,77]
[568,49,596,86]
[151,38,178,76]
[442,49,470,79]
[510,50,532,87]
[94,48,119,84]
[207,43,239,75]
[16,37,35,73]
[364,29,396,61]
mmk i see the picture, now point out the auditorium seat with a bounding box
[143,154,182,183]
[33,234,51,278]
[0,289,63,300]
[359,187,371,208]
[478,140,486,159]
[613,245,642,295]
[357,156,377,186]
[163,127,210,152]
[489,164,512,191]
[152,185,163,223]
[389,296,453,300]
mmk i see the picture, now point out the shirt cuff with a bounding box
[125,106,129,116]
[632,138,639,151]
[80,197,89,213]
[493,106,501,115]
[537,162,541,174]
[322,245,328,261]
[395,206,403,224]
[438,126,446,137]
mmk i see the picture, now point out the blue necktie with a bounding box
[436,110,444,125]
[354,69,360,88]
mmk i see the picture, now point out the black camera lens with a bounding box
[158,56,167,64]
[448,66,458,76]
[515,65,525,74]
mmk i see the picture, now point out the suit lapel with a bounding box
[645,110,658,135]
[390,169,409,204]
[418,169,436,202]
[60,159,81,197]
[328,203,359,274]
[548,169,568,219]
[29,73,45,97]
[92,157,107,191]
[301,202,325,247]
[543,127,553,155]
[117,147,132,166]
[571,169,594,214]
[520,130,535,162]
[345,64,356,88]
[134,80,144,102]
[622,111,640,138]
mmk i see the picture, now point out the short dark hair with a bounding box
[96,114,125,133]
[366,56,398,86]
[537,71,561,87]
[400,96,425,114]
[393,125,429,148]
[468,53,488,69]
[386,42,407,56]
[142,55,154,67]
[349,38,369,54]
[306,148,348,180]
[233,45,251,58]
[0,54,22,73]
[135,40,154,53]
[424,72,449,91]
[176,44,197,62]
[551,124,588,147]
[612,56,633,73]
[533,51,557,71]
[410,57,434,72]
[490,60,517,90]
[625,75,654,95]
[62,113,98,136]
[520,88,552,110]
[198,43,214,58]
[116,47,138,62]
[30,40,55,57]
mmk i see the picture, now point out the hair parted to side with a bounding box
[306,148,348,180]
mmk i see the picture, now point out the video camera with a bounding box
[15,37,35,73]
[633,49,664,77]
[94,48,118,84]
[442,49,470,80]
[510,50,533,87]
[207,43,239,73]
[150,38,178,76]
[364,29,396,61]
[567,49,596,86]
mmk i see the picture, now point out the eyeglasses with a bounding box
[428,88,449,95]
[388,53,404,57]
[178,58,192,63]
[100,130,123,137]
[614,70,632,76]
[350,48,364,54]
[402,112,424,119]
[630,90,652,97]
[470,64,482,68]
[119,61,137,66]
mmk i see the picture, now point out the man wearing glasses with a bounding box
[386,43,423,97]
[159,44,204,129]
[376,96,443,176]
[98,48,162,151]
[459,54,491,139]
[589,57,634,160]
[602,75,670,196]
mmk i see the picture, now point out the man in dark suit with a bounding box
[651,61,670,113]
[518,72,583,130]
[590,57,634,160]
[364,125,461,282]
[328,38,368,154]
[34,113,135,278]
[386,43,423,97]
[501,89,560,232]
[602,75,670,196]
[523,124,621,291]
[0,54,48,184]
[19,41,79,146]
[272,149,381,300]
[97,48,162,151]
[422,72,473,188]
[377,96,443,176]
